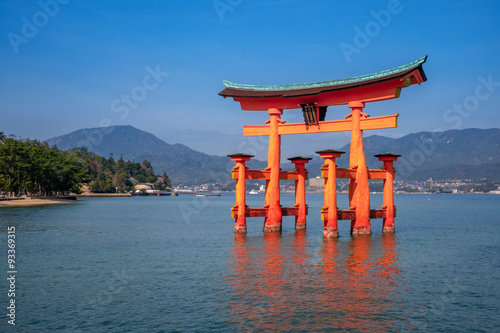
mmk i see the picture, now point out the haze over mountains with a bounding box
[46,125,266,186]
[334,128,500,181]
[46,126,500,185]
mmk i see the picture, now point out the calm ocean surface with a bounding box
[1,193,499,332]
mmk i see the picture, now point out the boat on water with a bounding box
[249,189,259,194]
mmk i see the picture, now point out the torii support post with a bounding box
[264,108,284,233]
[316,149,345,238]
[375,153,401,233]
[287,156,312,230]
[228,153,254,234]
[347,101,371,235]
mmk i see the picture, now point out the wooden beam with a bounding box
[337,168,356,179]
[232,169,306,181]
[245,207,306,217]
[368,170,386,179]
[243,114,398,137]
[321,208,396,221]
[329,168,387,180]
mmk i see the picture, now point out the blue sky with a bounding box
[1,0,499,159]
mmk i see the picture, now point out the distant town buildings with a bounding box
[134,184,154,191]
[308,177,324,189]
[172,178,500,195]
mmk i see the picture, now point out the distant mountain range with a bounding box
[334,128,500,181]
[46,126,500,185]
[46,125,266,186]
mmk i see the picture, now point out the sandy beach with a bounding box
[0,197,78,208]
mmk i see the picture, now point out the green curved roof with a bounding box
[223,56,427,92]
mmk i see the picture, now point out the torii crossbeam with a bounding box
[221,56,427,237]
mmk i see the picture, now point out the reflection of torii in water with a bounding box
[222,56,428,237]
[226,232,402,331]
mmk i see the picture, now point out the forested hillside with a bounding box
[0,134,170,196]
[71,147,171,193]
[0,136,86,196]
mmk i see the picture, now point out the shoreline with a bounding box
[77,193,132,197]
[0,197,79,208]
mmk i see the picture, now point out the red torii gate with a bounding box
[221,56,427,237]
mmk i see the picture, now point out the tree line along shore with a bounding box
[0,134,171,201]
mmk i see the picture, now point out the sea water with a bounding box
[0,193,499,332]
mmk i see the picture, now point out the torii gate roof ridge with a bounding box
[220,56,426,96]
[219,56,427,110]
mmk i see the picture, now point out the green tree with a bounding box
[0,137,171,195]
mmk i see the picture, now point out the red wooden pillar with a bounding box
[347,101,371,235]
[288,156,312,230]
[375,153,400,233]
[264,108,284,233]
[228,153,254,234]
[316,149,345,238]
